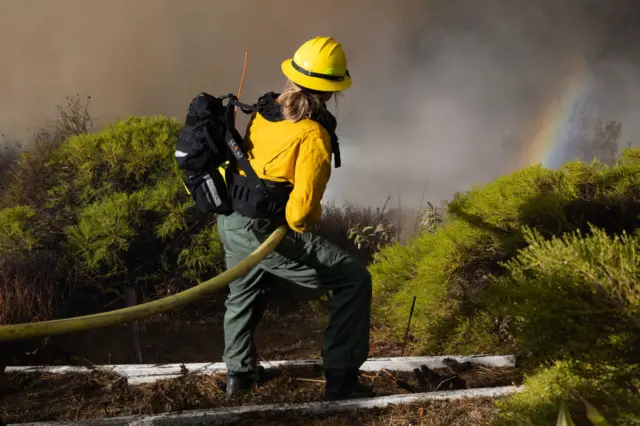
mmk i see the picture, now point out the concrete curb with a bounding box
[6,355,516,385]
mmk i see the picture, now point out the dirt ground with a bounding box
[0,362,522,423]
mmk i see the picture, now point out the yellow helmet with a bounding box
[281,36,351,92]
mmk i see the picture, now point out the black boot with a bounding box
[225,370,256,396]
[225,366,280,396]
[324,369,376,401]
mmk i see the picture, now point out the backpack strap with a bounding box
[201,124,221,156]
[232,99,257,115]
[311,108,341,168]
[223,97,268,199]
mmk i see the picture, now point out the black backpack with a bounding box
[175,93,267,214]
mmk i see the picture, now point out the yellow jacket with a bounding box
[238,111,332,233]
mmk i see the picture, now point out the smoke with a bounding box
[1,0,639,207]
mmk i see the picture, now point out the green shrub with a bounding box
[370,220,508,354]
[494,360,640,426]
[371,153,640,354]
[370,149,640,423]
[491,226,639,365]
[49,116,227,288]
[65,191,141,275]
[177,225,225,282]
[0,205,39,256]
[0,114,228,322]
[489,226,640,424]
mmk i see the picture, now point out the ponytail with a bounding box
[277,80,323,122]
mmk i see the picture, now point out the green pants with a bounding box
[216,212,372,373]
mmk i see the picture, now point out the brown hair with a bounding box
[276,80,325,122]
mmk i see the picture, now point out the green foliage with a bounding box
[488,225,640,424]
[347,222,397,253]
[491,226,639,364]
[177,225,225,282]
[494,361,639,426]
[47,116,183,207]
[447,158,640,238]
[0,114,227,318]
[371,153,640,352]
[0,206,39,256]
[370,220,506,354]
[46,116,208,284]
[371,149,640,422]
[65,192,140,275]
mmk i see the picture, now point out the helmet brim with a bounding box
[281,59,351,92]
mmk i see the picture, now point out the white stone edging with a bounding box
[5,355,515,385]
[11,385,523,425]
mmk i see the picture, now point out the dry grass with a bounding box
[0,270,55,326]
[0,365,521,423]
[246,398,501,425]
[0,253,81,330]
[314,200,396,264]
[0,139,20,188]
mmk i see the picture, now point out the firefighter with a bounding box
[217,36,374,401]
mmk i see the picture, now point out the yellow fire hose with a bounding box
[0,226,287,342]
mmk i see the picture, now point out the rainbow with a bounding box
[520,54,596,169]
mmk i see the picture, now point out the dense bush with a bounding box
[492,227,640,424]
[0,113,226,325]
[370,149,640,423]
[371,154,640,352]
[493,226,639,364]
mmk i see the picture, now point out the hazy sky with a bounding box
[1,0,639,207]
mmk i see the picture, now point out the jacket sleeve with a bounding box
[285,127,332,233]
